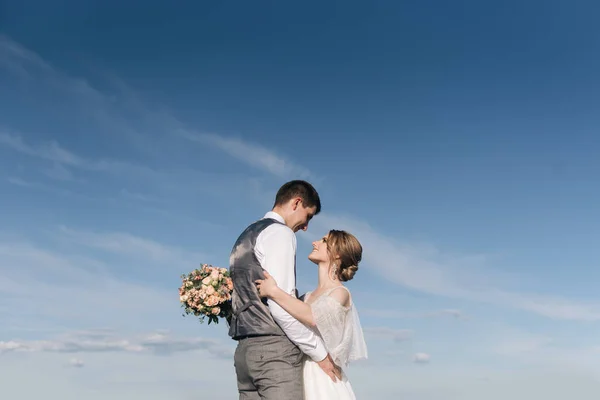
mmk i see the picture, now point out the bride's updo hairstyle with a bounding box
[326,230,362,282]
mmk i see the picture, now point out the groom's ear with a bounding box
[291,197,302,210]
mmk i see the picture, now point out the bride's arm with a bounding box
[269,288,316,327]
[256,271,316,327]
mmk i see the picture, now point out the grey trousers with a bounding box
[234,335,304,400]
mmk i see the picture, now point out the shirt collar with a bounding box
[263,211,285,225]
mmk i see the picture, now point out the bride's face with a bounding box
[308,234,331,264]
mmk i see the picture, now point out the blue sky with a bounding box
[2,1,600,398]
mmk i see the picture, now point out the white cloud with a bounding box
[43,162,78,182]
[6,176,36,188]
[0,238,178,332]
[0,351,238,400]
[482,326,600,375]
[412,352,431,363]
[311,213,600,321]
[349,364,600,400]
[494,333,552,356]
[488,290,600,321]
[177,130,314,179]
[6,117,598,324]
[0,130,166,181]
[4,33,600,399]
[364,327,414,342]
[0,34,107,105]
[0,131,82,165]
[69,358,84,368]
[3,35,315,185]
[56,226,205,268]
[0,34,53,78]
[0,331,232,360]
[119,189,159,203]
[0,129,257,212]
[362,308,466,320]
[2,34,171,164]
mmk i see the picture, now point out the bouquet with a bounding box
[179,264,233,325]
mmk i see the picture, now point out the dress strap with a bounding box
[323,285,350,295]
[324,285,351,298]
[303,291,312,302]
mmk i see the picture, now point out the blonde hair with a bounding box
[326,230,362,281]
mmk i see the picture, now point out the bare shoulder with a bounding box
[328,286,351,307]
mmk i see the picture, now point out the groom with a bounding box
[228,180,341,399]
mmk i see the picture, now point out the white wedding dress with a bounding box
[302,286,368,400]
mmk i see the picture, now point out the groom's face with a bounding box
[289,200,317,232]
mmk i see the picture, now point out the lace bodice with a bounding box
[305,286,367,368]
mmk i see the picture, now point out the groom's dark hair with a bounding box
[273,180,321,214]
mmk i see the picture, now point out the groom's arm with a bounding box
[255,224,328,362]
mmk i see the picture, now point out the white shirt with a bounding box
[254,211,327,362]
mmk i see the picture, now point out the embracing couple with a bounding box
[228,180,367,399]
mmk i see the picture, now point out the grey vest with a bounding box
[228,218,288,340]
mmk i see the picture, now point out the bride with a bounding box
[255,229,368,399]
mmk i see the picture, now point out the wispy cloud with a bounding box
[0,131,82,165]
[68,358,84,368]
[43,162,78,182]
[1,35,163,161]
[0,34,52,78]
[494,333,553,356]
[0,238,178,331]
[177,130,314,179]
[0,34,107,105]
[3,32,600,400]
[13,39,589,312]
[478,326,600,375]
[363,308,467,320]
[364,327,414,342]
[56,226,205,268]
[413,352,431,363]
[312,214,600,321]
[119,189,159,203]
[6,176,37,188]
[3,35,315,183]
[0,128,253,213]
[0,130,168,184]
[4,175,114,203]
[0,331,232,360]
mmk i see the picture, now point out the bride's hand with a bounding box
[255,270,278,298]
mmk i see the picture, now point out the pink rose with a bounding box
[205,295,219,307]
[212,307,220,315]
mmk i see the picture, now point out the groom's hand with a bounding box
[317,354,342,382]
